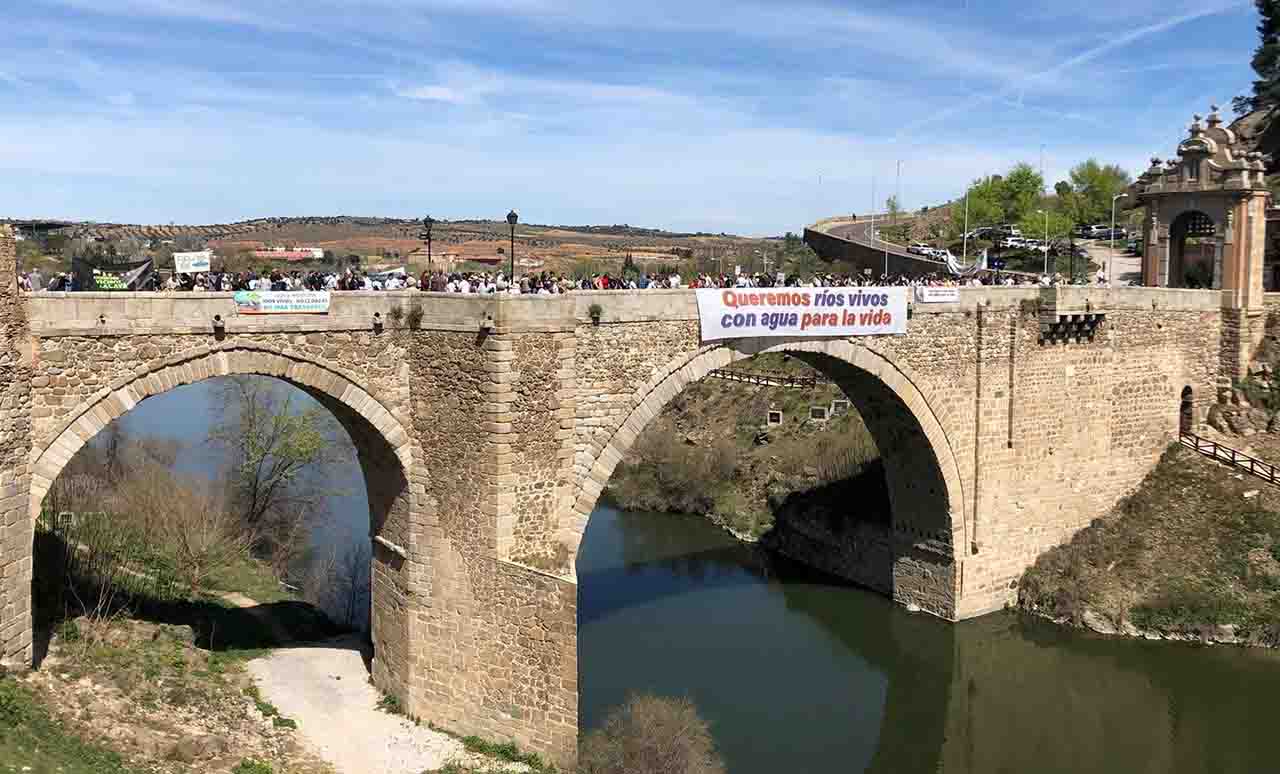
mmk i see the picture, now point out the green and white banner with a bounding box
[233,290,331,314]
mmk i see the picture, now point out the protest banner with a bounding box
[173,250,212,274]
[233,290,331,314]
[695,287,907,341]
[914,286,960,303]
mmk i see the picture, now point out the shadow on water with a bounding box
[580,503,1280,774]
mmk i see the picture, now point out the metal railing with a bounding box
[1179,430,1280,486]
[706,368,829,390]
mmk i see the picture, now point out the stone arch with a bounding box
[564,337,965,616]
[1168,210,1217,288]
[26,342,415,696]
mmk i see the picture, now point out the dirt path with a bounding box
[247,637,497,774]
[218,591,296,644]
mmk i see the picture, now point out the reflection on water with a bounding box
[579,502,1280,774]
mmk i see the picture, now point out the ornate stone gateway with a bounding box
[1135,105,1272,378]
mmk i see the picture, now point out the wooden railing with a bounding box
[1179,430,1280,486]
[706,368,829,390]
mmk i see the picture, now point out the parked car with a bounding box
[1087,224,1111,238]
[907,242,933,255]
[997,224,1023,237]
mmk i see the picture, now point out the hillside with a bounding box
[6,215,774,277]
[1018,444,1280,646]
[607,354,882,540]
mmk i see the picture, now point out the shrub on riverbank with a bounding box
[1018,444,1280,644]
[579,693,725,774]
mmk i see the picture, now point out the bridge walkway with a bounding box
[705,367,831,390]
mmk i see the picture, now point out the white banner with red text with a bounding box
[695,287,907,341]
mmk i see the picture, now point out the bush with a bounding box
[579,694,725,774]
[0,677,34,727]
[232,760,273,774]
[406,304,425,329]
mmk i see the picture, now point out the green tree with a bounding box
[209,377,343,556]
[1235,0,1280,114]
[1000,163,1044,223]
[784,245,822,278]
[1017,206,1074,244]
[952,176,1004,238]
[621,253,641,282]
[882,195,911,243]
[1067,159,1132,224]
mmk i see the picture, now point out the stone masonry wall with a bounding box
[0,285,1240,768]
[0,227,32,662]
[407,326,578,764]
[560,289,1225,621]
[29,331,410,452]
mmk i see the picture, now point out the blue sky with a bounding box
[0,0,1260,235]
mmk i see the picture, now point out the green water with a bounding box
[578,503,1280,774]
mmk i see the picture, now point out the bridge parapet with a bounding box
[24,290,500,335]
[23,286,1231,336]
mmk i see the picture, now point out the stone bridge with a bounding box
[0,226,1258,764]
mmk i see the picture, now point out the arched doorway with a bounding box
[1169,211,1216,288]
[1180,386,1195,434]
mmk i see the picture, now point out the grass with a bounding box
[376,692,406,716]
[0,672,142,774]
[206,556,295,604]
[231,759,275,774]
[421,722,558,773]
[1018,444,1280,643]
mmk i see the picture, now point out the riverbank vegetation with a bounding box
[607,354,880,540]
[40,376,371,634]
[1018,444,1280,645]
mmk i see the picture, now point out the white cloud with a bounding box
[396,84,471,104]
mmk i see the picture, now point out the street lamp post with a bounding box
[506,210,518,282]
[419,215,434,276]
[1110,193,1128,285]
[1037,209,1049,275]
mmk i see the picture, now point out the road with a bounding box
[1079,239,1142,284]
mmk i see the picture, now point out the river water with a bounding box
[580,502,1280,774]
[112,377,1280,774]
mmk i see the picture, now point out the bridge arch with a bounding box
[26,342,415,697]
[564,337,965,617]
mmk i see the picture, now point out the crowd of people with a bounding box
[18,264,1120,294]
